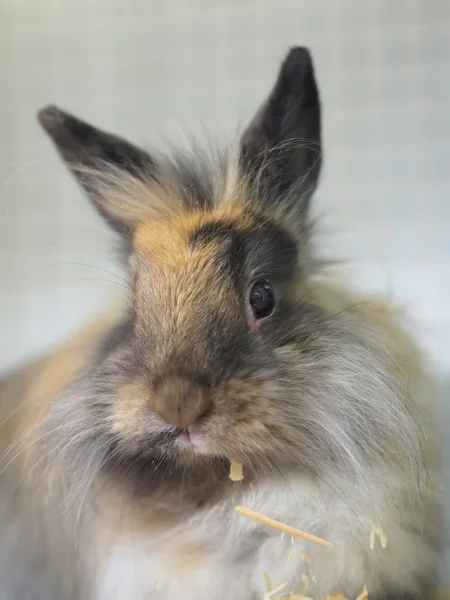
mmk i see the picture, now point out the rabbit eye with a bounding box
[249,281,276,320]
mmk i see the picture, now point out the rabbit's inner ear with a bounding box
[38,105,161,235]
[240,47,322,220]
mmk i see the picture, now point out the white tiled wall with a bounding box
[0,0,449,381]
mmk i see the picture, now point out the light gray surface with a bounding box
[0,0,449,577]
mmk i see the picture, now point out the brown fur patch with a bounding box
[130,204,254,374]
[108,381,153,440]
[133,202,251,260]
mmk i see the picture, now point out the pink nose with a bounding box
[149,377,211,427]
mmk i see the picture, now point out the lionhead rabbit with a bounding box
[0,47,443,600]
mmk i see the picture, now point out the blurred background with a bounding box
[0,0,449,570]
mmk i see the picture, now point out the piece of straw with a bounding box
[355,585,369,600]
[229,459,244,481]
[263,582,288,599]
[234,506,332,547]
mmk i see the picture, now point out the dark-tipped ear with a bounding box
[38,105,156,235]
[241,47,321,214]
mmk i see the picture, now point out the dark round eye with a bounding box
[249,281,276,320]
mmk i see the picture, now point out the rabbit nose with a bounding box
[150,377,211,427]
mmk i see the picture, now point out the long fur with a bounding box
[0,47,444,599]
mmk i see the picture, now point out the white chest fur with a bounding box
[95,473,436,600]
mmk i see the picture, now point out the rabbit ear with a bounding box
[38,106,156,235]
[241,47,322,218]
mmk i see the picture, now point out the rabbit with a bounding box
[0,47,444,600]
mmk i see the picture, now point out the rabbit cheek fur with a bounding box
[0,47,443,600]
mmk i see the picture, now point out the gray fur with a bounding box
[0,47,444,599]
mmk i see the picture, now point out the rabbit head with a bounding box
[37,48,422,496]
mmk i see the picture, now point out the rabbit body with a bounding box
[0,48,443,599]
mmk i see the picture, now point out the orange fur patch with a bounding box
[133,203,251,262]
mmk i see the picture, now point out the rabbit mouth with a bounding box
[175,423,211,455]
